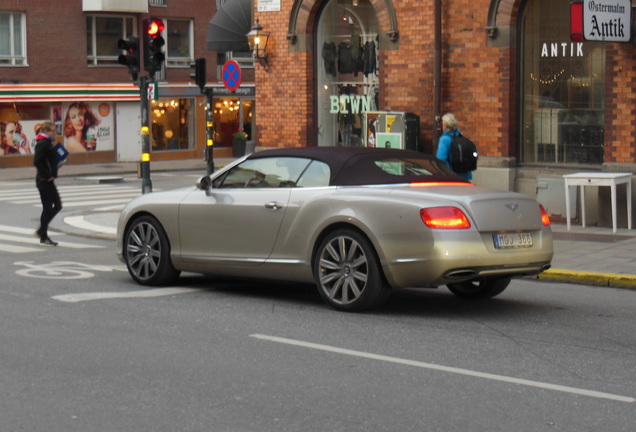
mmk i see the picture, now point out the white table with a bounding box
[563,173,632,233]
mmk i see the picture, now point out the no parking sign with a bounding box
[222,60,242,92]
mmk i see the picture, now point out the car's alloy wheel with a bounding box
[446,277,511,299]
[124,216,180,286]
[314,229,390,311]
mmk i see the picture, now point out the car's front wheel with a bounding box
[124,215,180,286]
[446,278,511,299]
[314,229,390,312]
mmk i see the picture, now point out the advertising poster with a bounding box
[61,101,114,152]
[365,112,381,147]
[377,132,402,149]
[1,119,39,155]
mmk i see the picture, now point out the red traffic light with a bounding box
[146,19,165,36]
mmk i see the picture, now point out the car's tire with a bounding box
[446,278,511,299]
[124,215,180,286]
[314,229,391,312]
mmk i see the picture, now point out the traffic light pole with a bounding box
[139,75,152,194]
[204,88,215,175]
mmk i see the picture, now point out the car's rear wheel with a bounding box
[446,278,511,299]
[124,215,180,286]
[314,229,390,311]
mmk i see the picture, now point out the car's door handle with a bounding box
[265,201,283,210]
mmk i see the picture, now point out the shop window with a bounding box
[166,19,193,67]
[0,12,26,66]
[150,98,195,151]
[316,0,379,148]
[520,0,605,164]
[87,15,135,66]
[212,98,254,148]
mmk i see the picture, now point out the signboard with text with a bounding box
[581,0,631,42]
[258,0,281,12]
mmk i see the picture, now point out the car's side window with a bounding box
[217,157,313,188]
[297,161,330,187]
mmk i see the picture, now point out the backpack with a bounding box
[450,133,478,173]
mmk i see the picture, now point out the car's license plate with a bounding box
[493,232,533,249]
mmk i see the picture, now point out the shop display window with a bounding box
[316,0,379,148]
[520,0,605,164]
[212,98,253,148]
[150,98,195,151]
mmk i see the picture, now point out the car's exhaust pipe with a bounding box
[444,269,478,279]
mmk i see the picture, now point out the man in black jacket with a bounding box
[33,121,62,246]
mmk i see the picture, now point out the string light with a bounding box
[530,69,565,85]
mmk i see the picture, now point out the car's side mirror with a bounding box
[196,176,212,191]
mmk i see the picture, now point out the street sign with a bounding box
[575,0,632,42]
[222,60,242,92]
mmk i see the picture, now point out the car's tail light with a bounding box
[540,205,551,226]
[420,207,471,229]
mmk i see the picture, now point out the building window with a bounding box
[0,12,26,66]
[87,15,135,66]
[316,0,379,147]
[166,19,193,67]
[520,0,605,164]
[150,98,195,151]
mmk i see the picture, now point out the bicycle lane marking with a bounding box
[14,261,127,279]
[52,288,203,303]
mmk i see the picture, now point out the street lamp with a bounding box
[247,19,270,71]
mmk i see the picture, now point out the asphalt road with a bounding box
[1,174,635,431]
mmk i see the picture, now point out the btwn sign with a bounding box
[581,0,632,42]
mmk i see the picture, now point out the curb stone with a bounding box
[535,269,636,290]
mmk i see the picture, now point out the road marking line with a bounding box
[250,334,635,404]
[52,288,202,303]
[64,215,116,235]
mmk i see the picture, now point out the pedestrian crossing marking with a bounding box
[0,184,144,208]
[0,232,103,249]
[0,224,104,254]
[0,244,41,253]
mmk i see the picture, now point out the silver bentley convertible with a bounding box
[116,147,553,311]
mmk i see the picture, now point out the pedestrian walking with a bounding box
[436,113,474,181]
[33,121,62,246]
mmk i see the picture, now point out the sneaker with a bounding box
[33,228,42,238]
[39,238,59,247]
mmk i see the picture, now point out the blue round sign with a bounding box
[222,60,242,92]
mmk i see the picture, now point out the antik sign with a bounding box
[583,0,632,42]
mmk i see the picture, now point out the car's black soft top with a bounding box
[247,147,468,186]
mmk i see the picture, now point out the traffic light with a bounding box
[143,18,165,76]
[190,58,206,91]
[117,36,140,81]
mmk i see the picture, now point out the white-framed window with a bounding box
[229,51,254,69]
[86,15,135,66]
[0,12,26,66]
[165,19,193,67]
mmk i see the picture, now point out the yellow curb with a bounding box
[536,269,636,290]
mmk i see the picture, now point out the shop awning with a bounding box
[206,0,251,52]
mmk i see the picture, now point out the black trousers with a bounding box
[36,179,62,240]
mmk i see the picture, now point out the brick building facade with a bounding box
[248,0,635,226]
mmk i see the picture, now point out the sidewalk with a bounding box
[5,158,636,291]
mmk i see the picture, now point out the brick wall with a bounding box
[252,0,517,157]
[0,0,216,85]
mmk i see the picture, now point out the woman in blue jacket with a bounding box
[436,113,473,181]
